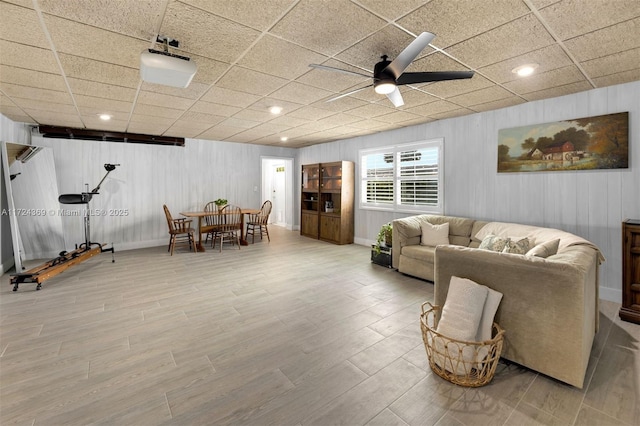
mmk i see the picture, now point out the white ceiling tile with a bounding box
[39,0,162,39]
[563,17,640,62]
[445,14,556,69]
[0,2,50,48]
[503,65,586,95]
[269,82,334,104]
[582,48,640,78]
[270,0,387,56]
[159,1,260,62]
[239,35,328,80]
[538,0,640,41]
[0,0,637,146]
[58,54,140,88]
[0,65,66,91]
[0,40,59,74]
[356,0,431,21]
[216,66,288,96]
[181,0,296,31]
[200,87,261,108]
[335,25,427,71]
[43,14,148,68]
[397,0,530,49]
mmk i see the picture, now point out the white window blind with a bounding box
[360,139,443,213]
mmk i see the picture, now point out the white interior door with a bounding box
[271,164,286,225]
[261,157,293,230]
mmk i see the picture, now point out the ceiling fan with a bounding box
[310,32,474,107]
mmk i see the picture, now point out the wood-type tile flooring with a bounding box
[1,227,638,425]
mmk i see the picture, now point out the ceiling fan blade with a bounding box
[309,64,372,79]
[326,85,372,103]
[397,71,475,85]
[385,32,435,78]
[386,87,404,107]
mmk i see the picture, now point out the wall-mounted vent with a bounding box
[37,126,185,147]
[16,146,43,163]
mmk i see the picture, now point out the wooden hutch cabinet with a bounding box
[620,219,640,324]
[301,161,354,245]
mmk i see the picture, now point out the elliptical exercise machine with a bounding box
[10,164,119,291]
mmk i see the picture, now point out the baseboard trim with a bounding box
[1,258,15,274]
[599,286,621,304]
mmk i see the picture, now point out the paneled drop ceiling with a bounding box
[0,0,638,148]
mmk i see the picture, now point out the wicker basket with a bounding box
[420,302,505,387]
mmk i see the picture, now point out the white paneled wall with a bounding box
[1,81,638,300]
[299,81,640,303]
[34,136,296,252]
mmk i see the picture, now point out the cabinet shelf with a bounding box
[301,161,354,244]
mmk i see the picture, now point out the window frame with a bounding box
[359,138,444,214]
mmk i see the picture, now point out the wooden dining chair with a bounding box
[211,204,242,251]
[163,204,196,255]
[246,200,272,243]
[202,201,218,245]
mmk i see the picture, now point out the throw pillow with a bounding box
[526,238,560,258]
[435,276,488,375]
[502,237,530,255]
[478,234,510,252]
[420,221,450,247]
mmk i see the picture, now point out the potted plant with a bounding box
[214,198,228,212]
[373,222,392,255]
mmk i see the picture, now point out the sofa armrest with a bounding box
[434,245,598,388]
[392,216,426,269]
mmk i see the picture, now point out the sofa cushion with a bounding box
[470,221,489,248]
[421,222,450,246]
[479,234,510,252]
[402,244,435,263]
[426,215,474,247]
[527,238,560,258]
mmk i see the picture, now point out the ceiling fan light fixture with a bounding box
[512,63,538,77]
[374,81,396,95]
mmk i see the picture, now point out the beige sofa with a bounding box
[392,214,603,388]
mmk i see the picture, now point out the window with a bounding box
[360,139,443,213]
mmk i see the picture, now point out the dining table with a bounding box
[180,208,261,252]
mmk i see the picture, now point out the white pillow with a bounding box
[435,276,488,375]
[421,222,450,246]
[526,238,560,258]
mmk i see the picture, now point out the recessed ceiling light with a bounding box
[280,136,288,142]
[98,114,112,121]
[512,63,539,77]
[269,106,283,115]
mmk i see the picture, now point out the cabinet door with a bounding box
[319,215,341,243]
[302,165,320,191]
[301,211,319,238]
[321,164,342,191]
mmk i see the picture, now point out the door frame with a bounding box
[261,156,294,230]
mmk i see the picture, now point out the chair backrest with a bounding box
[219,204,242,230]
[163,204,175,232]
[259,200,272,224]
[204,201,216,226]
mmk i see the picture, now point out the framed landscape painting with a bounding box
[497,112,629,173]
